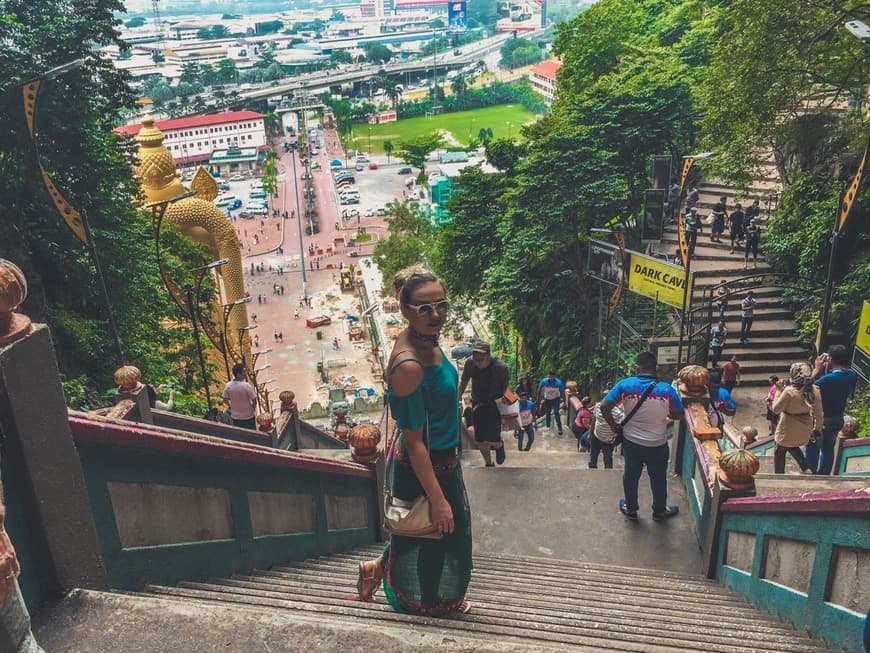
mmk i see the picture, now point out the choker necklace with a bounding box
[409,325,439,346]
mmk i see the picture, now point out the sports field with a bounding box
[348,104,539,155]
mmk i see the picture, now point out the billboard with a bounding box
[448,1,468,31]
[627,252,692,310]
[587,240,625,287]
[642,188,666,243]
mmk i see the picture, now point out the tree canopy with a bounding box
[0,0,218,411]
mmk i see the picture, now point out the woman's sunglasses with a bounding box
[405,300,451,317]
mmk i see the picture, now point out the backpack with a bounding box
[574,405,593,429]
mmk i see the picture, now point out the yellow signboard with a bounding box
[627,253,693,310]
[857,301,870,355]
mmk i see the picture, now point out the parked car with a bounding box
[244,203,268,215]
[364,208,375,217]
[249,190,267,199]
[227,198,242,210]
[217,180,230,191]
[214,194,237,207]
[356,154,369,163]
[229,174,246,181]
[342,209,360,219]
[368,162,378,170]
[305,315,332,328]
[398,166,412,174]
[355,162,365,171]
[340,196,360,205]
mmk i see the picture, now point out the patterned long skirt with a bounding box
[381,441,472,616]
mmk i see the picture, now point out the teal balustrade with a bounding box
[68,412,378,591]
[717,490,870,653]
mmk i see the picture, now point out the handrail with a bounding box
[68,411,371,478]
[721,487,870,514]
[150,409,273,445]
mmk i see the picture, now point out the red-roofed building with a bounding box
[528,59,562,104]
[115,111,267,173]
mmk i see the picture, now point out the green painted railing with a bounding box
[717,491,869,653]
[68,412,378,591]
[836,437,870,476]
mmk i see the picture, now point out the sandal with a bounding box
[454,599,472,614]
[357,560,382,602]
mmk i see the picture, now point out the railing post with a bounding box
[0,325,108,606]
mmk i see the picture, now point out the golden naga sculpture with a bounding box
[133,116,250,368]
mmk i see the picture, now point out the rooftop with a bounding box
[115,110,265,136]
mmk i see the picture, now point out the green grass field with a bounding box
[348,104,539,155]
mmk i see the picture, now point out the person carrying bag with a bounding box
[355,267,472,616]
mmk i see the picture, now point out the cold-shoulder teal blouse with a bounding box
[387,347,459,451]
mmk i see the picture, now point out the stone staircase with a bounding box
[655,161,809,388]
[126,545,831,653]
[32,446,843,652]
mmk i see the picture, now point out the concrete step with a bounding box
[137,550,833,653]
[710,346,807,363]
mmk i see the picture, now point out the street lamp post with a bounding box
[186,258,229,409]
[238,325,257,366]
[288,149,308,300]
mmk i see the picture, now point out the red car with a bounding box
[305,315,332,328]
[368,161,378,170]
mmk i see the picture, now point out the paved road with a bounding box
[217,127,411,413]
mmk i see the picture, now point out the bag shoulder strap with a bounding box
[620,378,659,427]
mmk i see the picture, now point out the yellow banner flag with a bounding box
[837,139,869,233]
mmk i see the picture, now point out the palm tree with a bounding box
[383,140,393,164]
[451,75,467,103]
[478,127,494,145]
[264,111,281,137]
[387,84,403,110]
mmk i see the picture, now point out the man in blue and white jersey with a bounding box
[599,352,683,522]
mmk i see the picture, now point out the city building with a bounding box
[527,58,562,104]
[115,110,267,173]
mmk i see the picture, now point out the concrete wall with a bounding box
[717,503,869,653]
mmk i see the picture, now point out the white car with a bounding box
[244,203,268,215]
[229,174,246,181]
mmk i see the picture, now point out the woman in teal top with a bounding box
[356,267,472,615]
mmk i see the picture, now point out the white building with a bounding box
[115,110,268,174]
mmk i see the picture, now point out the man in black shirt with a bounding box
[458,339,510,466]
[728,203,745,254]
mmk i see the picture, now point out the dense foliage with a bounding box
[0,0,213,412]
[427,0,869,400]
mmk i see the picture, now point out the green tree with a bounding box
[216,58,239,84]
[396,132,445,171]
[330,98,353,136]
[263,111,282,137]
[330,49,353,67]
[255,50,278,69]
[261,149,279,197]
[198,63,217,86]
[450,74,467,103]
[372,200,436,283]
[179,62,201,85]
[383,140,394,164]
[363,43,394,64]
[0,0,213,409]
